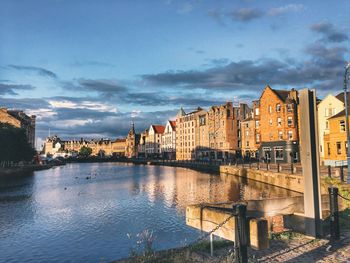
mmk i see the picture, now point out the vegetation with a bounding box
[0,123,36,163]
[79,146,92,157]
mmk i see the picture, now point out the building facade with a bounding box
[125,123,140,158]
[207,102,237,160]
[317,94,345,163]
[176,107,208,160]
[161,120,176,159]
[323,108,349,166]
[258,86,299,163]
[43,135,65,157]
[145,125,165,158]
[137,129,148,158]
[0,108,36,148]
[233,103,251,157]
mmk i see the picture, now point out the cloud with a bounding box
[228,8,263,22]
[7,65,57,78]
[178,2,194,14]
[310,22,349,43]
[267,4,304,16]
[70,60,115,68]
[0,83,35,95]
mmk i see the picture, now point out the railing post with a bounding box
[328,187,340,241]
[328,165,332,178]
[340,166,344,182]
[291,162,294,174]
[234,204,248,263]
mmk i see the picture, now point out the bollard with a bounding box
[328,187,340,240]
[234,204,248,263]
[340,166,344,182]
[277,163,280,173]
[291,162,294,174]
[328,165,332,178]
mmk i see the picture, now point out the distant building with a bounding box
[176,107,208,160]
[146,125,165,158]
[323,108,349,166]
[43,135,65,156]
[257,86,299,163]
[207,102,237,160]
[233,103,251,156]
[137,129,148,158]
[0,108,36,148]
[161,120,176,159]
[125,123,140,158]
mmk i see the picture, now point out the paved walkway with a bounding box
[212,231,350,262]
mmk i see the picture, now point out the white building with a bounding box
[161,120,176,159]
[145,125,165,158]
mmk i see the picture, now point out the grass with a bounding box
[189,239,233,252]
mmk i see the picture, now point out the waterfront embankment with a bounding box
[0,163,54,176]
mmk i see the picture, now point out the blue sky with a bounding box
[0,0,349,148]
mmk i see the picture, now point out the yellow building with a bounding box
[317,93,345,163]
[0,108,36,148]
[125,123,140,158]
[323,108,349,166]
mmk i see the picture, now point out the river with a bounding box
[0,162,300,262]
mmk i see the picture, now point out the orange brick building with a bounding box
[257,86,299,163]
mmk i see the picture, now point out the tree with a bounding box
[0,123,36,162]
[79,146,92,157]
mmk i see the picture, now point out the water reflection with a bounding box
[0,163,300,262]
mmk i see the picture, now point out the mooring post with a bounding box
[210,233,214,256]
[328,165,332,178]
[340,166,344,182]
[234,204,248,263]
[328,187,340,241]
[291,162,294,174]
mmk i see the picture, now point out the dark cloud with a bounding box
[142,43,348,92]
[0,97,50,109]
[310,22,349,43]
[228,8,263,22]
[0,83,35,95]
[7,65,57,78]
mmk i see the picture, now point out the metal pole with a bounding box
[328,187,340,240]
[234,204,248,263]
[344,62,350,183]
[210,233,214,256]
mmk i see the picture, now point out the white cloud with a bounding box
[268,4,304,16]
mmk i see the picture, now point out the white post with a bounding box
[210,233,214,256]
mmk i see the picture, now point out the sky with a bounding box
[0,0,349,149]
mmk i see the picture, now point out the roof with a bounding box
[152,125,165,134]
[114,138,126,143]
[328,108,349,120]
[169,120,176,130]
[263,85,296,103]
[242,116,253,122]
[336,92,350,104]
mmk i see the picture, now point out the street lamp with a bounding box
[344,61,350,183]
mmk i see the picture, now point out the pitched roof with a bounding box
[152,125,165,134]
[169,120,176,130]
[328,108,349,120]
[336,92,350,104]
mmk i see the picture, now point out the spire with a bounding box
[177,107,186,117]
[129,122,135,135]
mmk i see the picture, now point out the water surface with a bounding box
[0,163,300,262]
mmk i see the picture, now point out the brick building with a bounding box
[0,108,36,148]
[257,86,299,163]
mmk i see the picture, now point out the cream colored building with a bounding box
[317,93,347,163]
[145,125,165,158]
[161,120,176,159]
[137,129,148,158]
[176,107,209,160]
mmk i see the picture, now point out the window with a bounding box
[246,123,249,128]
[246,141,249,147]
[337,142,342,155]
[287,117,293,127]
[276,104,281,112]
[227,109,231,117]
[255,108,259,116]
[255,120,260,128]
[275,146,284,160]
[327,143,331,156]
[287,104,293,112]
[346,142,348,154]
[268,105,272,114]
[277,117,282,127]
[278,131,283,140]
[199,115,206,126]
[288,131,293,140]
[269,119,273,126]
[220,142,223,147]
[246,131,249,136]
[340,120,346,132]
[325,121,329,130]
[256,134,260,143]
